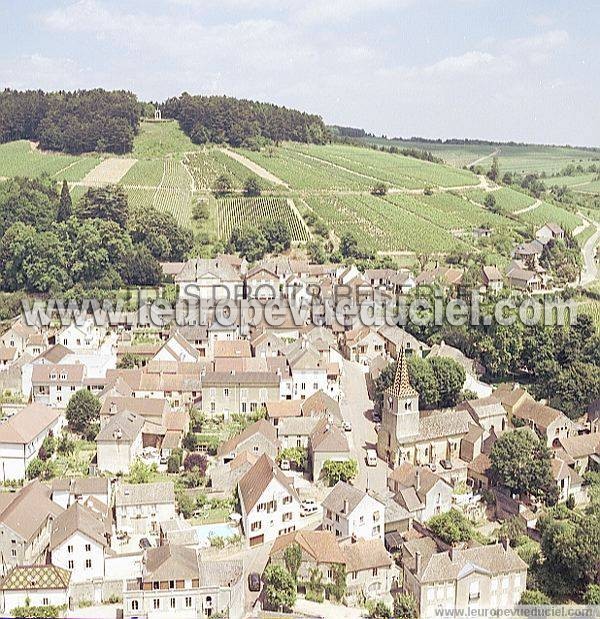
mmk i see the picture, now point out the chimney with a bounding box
[501,537,509,551]
[415,551,422,575]
[449,546,456,561]
[415,468,421,492]
[343,498,349,514]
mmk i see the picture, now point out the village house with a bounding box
[342,326,386,366]
[96,410,165,474]
[308,417,351,480]
[216,419,279,464]
[557,433,600,474]
[245,264,280,299]
[153,332,202,364]
[49,500,112,583]
[506,264,545,292]
[0,565,71,616]
[57,320,105,351]
[0,403,65,482]
[123,544,244,619]
[269,530,346,593]
[551,457,586,504]
[31,363,86,407]
[458,396,508,438]
[209,451,258,494]
[401,536,527,617]
[0,481,64,573]
[343,538,394,603]
[50,477,111,510]
[536,222,564,245]
[322,481,385,542]
[388,463,453,523]
[201,371,280,417]
[175,257,244,301]
[99,395,170,427]
[0,320,41,356]
[515,401,577,447]
[238,454,301,546]
[377,325,426,360]
[115,482,176,536]
[481,265,504,294]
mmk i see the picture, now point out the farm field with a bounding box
[576,179,600,194]
[217,196,309,242]
[547,173,597,188]
[290,143,479,188]
[304,193,468,253]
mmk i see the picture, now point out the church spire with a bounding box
[387,347,417,398]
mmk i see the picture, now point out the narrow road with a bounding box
[513,198,541,215]
[339,360,387,495]
[580,220,600,286]
[219,148,289,187]
[468,148,500,168]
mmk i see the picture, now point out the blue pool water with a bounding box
[194,522,238,542]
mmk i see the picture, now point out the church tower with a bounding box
[376,348,420,465]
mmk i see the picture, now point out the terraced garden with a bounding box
[217,196,309,242]
[517,201,582,232]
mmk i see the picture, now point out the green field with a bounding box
[132,120,200,158]
[217,196,309,241]
[516,201,582,232]
[0,141,93,179]
[465,187,535,214]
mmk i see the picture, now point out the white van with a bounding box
[366,449,377,467]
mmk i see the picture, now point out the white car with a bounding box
[342,420,352,432]
[301,500,318,516]
[280,459,290,471]
[366,449,378,467]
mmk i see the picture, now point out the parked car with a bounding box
[440,459,452,470]
[280,459,290,471]
[366,449,377,466]
[248,572,261,592]
[342,420,352,432]
[301,500,318,516]
[372,410,381,423]
[139,537,151,549]
[426,462,438,472]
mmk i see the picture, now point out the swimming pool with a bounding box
[193,522,238,543]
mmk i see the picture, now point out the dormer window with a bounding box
[60,373,67,380]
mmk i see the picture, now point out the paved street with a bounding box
[340,360,388,494]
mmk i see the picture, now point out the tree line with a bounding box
[161,92,330,148]
[0,89,141,154]
[0,177,192,293]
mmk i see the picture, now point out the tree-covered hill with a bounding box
[162,93,330,148]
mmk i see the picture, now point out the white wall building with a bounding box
[322,481,385,542]
[0,403,65,482]
[238,454,302,547]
